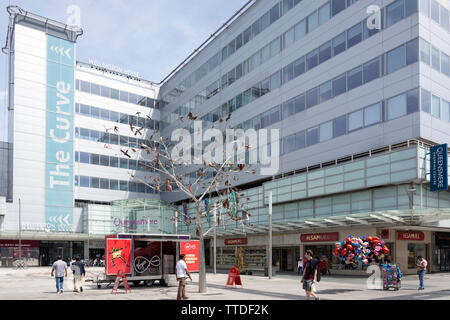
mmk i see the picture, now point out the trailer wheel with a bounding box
[133,281,142,287]
[97,284,102,289]
[144,280,154,287]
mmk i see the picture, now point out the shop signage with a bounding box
[398,231,425,241]
[180,240,200,272]
[225,238,248,246]
[0,240,40,248]
[300,232,339,242]
[106,239,132,275]
[45,35,75,232]
[430,144,448,192]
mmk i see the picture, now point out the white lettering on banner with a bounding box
[49,129,70,143]
[49,164,70,188]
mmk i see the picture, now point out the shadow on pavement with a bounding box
[315,289,361,295]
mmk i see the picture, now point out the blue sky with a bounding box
[0,0,247,141]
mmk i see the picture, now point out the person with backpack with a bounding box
[301,250,320,300]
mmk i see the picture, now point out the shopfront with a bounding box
[0,240,40,267]
[215,238,267,273]
[88,239,105,261]
[394,230,432,274]
[433,232,450,272]
[300,232,338,267]
[39,241,84,266]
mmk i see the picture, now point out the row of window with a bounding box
[164,0,362,104]
[75,151,154,172]
[164,0,421,129]
[75,103,159,130]
[281,88,421,155]
[420,0,450,31]
[75,175,159,194]
[421,88,450,121]
[199,38,419,132]
[75,127,156,149]
[164,0,364,125]
[76,79,158,109]
[420,38,450,77]
[165,0,306,101]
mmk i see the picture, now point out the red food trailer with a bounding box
[94,233,193,288]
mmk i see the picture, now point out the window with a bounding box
[306,49,318,70]
[111,89,119,100]
[319,41,332,63]
[332,0,346,17]
[90,154,99,165]
[283,135,295,154]
[442,100,450,122]
[236,34,243,51]
[80,104,90,116]
[120,158,128,169]
[432,95,441,118]
[363,58,380,83]
[120,181,128,192]
[406,0,419,16]
[386,0,405,27]
[110,180,119,191]
[261,12,270,31]
[421,88,431,113]
[307,11,319,32]
[235,64,243,80]
[270,38,281,56]
[407,88,420,114]
[100,155,109,167]
[320,121,333,142]
[228,40,236,56]
[333,73,347,97]
[306,88,319,108]
[294,20,306,41]
[100,86,110,97]
[319,2,331,25]
[432,47,440,71]
[80,152,89,164]
[80,176,89,188]
[347,66,362,90]
[283,63,294,83]
[319,81,332,103]
[387,45,406,73]
[420,39,430,64]
[100,109,109,121]
[80,81,90,93]
[236,94,243,109]
[333,115,347,137]
[270,71,281,90]
[252,20,261,38]
[293,56,305,77]
[270,3,280,24]
[431,0,439,23]
[441,7,449,31]
[364,103,381,126]
[283,99,295,119]
[80,128,90,140]
[228,69,236,86]
[442,53,450,76]
[109,157,118,168]
[347,22,362,48]
[295,131,306,150]
[294,94,306,113]
[419,0,429,16]
[306,127,319,146]
[221,46,228,61]
[100,178,109,189]
[332,32,346,56]
[406,38,419,65]
[91,177,100,189]
[110,111,119,123]
[388,93,407,120]
[283,27,295,49]
[349,109,364,132]
[91,83,100,95]
[283,0,294,14]
[243,27,252,44]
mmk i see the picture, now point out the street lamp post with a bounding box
[213,205,217,275]
[268,191,272,279]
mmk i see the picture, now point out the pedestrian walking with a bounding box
[319,257,326,276]
[301,250,320,300]
[297,257,303,275]
[51,255,68,294]
[176,254,192,300]
[416,256,428,290]
[72,256,86,293]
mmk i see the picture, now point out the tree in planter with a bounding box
[104,113,256,293]
[235,247,247,274]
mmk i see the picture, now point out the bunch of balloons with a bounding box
[333,236,390,265]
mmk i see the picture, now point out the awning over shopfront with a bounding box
[207,208,450,237]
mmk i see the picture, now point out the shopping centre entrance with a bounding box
[272,247,299,272]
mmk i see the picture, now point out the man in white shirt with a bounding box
[176,254,192,300]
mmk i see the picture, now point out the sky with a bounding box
[0,0,248,142]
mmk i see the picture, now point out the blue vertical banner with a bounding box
[46,35,75,231]
[430,144,448,192]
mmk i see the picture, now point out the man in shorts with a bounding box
[301,250,319,300]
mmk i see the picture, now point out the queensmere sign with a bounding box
[430,144,448,192]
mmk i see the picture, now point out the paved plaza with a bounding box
[0,267,449,300]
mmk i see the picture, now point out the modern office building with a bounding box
[1,0,450,273]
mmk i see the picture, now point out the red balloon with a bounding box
[367,237,373,242]
[345,237,352,243]
[346,244,353,251]
[373,237,379,241]
[341,249,348,256]
[384,248,390,254]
